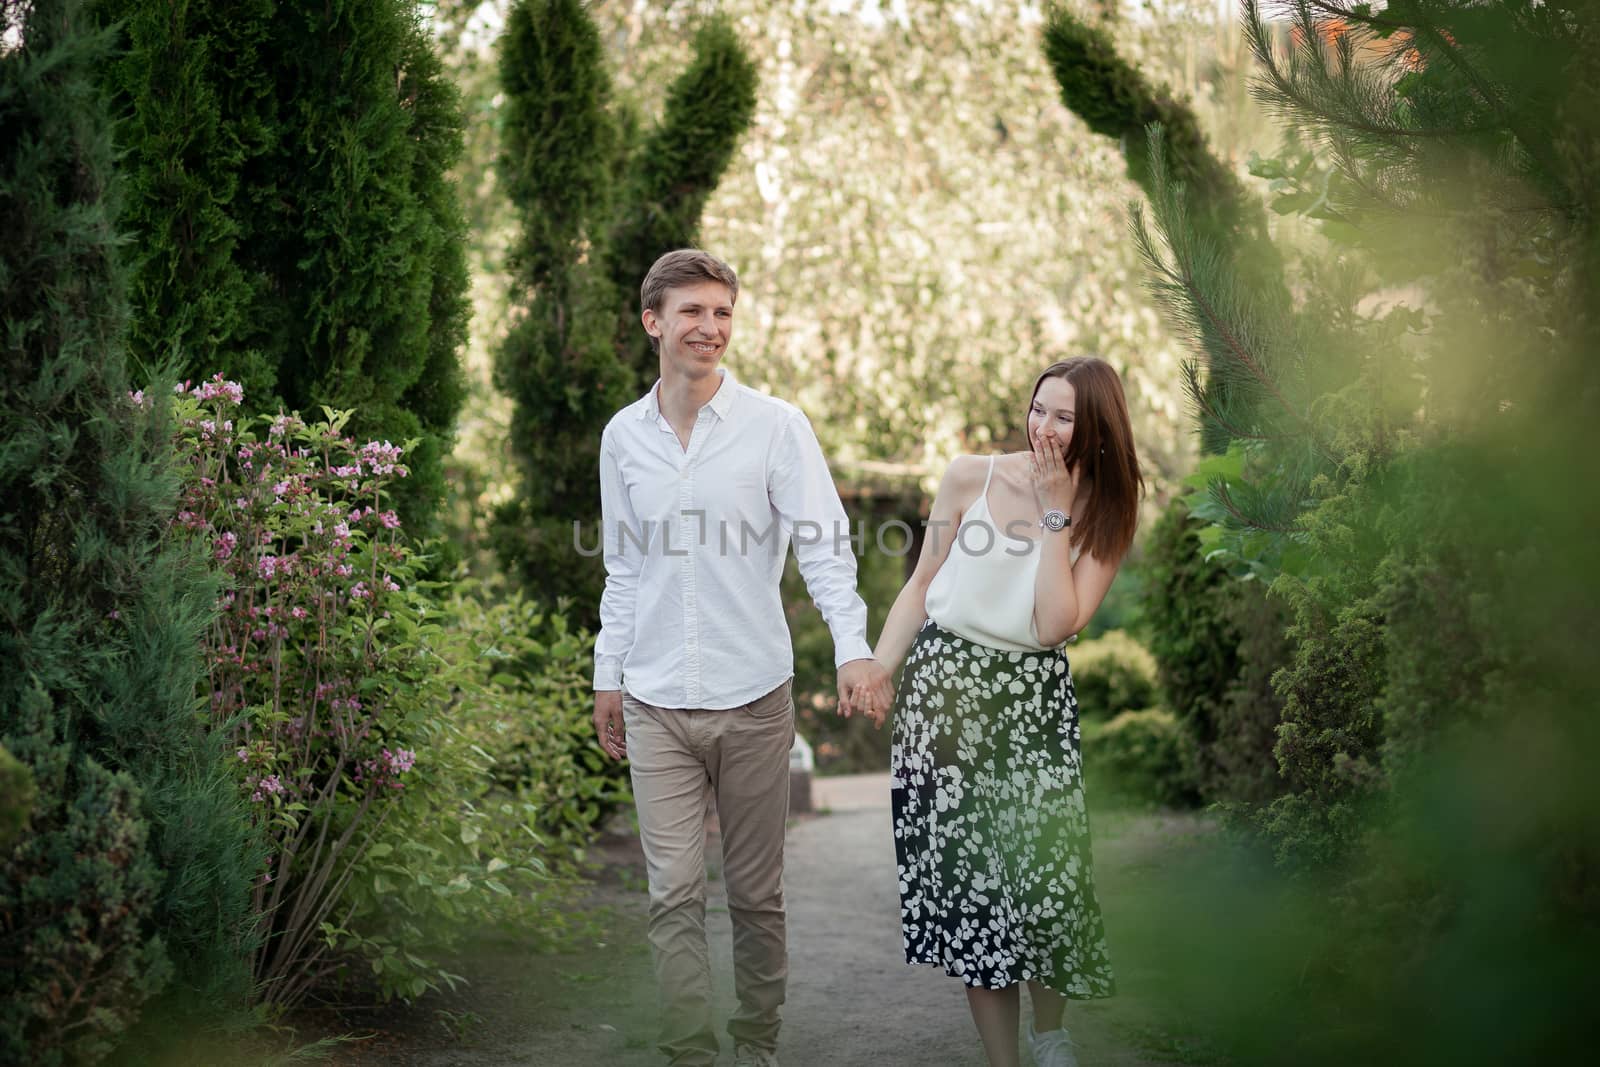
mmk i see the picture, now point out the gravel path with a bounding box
[318,775,1204,1067]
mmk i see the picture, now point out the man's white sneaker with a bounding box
[732,1046,779,1067]
[1027,1020,1079,1067]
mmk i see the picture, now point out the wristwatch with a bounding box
[1040,509,1070,532]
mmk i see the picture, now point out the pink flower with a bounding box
[196,374,245,406]
[237,747,249,761]
[257,555,280,579]
[128,389,146,406]
[214,531,238,561]
[350,581,370,601]
[359,440,404,475]
[378,510,400,529]
[250,774,285,802]
[383,748,416,774]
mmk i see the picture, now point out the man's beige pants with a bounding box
[623,681,794,1066]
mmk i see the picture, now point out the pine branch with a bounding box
[1245,0,1473,140]
[1138,132,1313,438]
[1210,477,1301,533]
[1182,360,1297,442]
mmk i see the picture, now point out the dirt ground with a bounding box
[306,775,1211,1067]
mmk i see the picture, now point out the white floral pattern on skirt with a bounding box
[890,619,1115,998]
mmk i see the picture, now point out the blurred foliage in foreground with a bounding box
[1093,0,1600,1060]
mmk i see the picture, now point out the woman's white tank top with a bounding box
[924,456,1077,653]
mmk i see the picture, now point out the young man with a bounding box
[592,249,892,1067]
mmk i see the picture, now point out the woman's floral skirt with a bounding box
[889,619,1115,998]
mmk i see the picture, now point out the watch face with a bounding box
[1043,510,1068,531]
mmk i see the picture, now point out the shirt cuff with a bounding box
[833,635,875,668]
[593,655,623,692]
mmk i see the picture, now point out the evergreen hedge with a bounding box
[92,0,470,535]
[1,0,257,1057]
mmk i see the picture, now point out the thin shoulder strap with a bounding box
[982,455,996,493]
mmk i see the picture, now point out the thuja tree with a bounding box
[493,0,756,615]
[92,0,470,535]
[606,16,763,384]
[0,0,257,1059]
[86,0,277,400]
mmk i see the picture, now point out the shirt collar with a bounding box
[639,369,738,422]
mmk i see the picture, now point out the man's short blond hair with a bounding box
[641,249,740,314]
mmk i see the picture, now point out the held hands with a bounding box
[593,690,626,761]
[837,657,894,729]
[1029,425,1079,515]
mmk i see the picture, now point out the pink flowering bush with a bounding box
[167,377,545,1007]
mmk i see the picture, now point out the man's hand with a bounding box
[837,658,894,729]
[593,690,627,761]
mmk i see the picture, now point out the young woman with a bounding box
[853,357,1143,1067]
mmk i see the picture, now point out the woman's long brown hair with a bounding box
[1029,357,1144,562]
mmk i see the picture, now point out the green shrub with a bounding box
[1138,493,1290,806]
[1068,629,1158,721]
[1083,708,1196,810]
[1,689,165,1067]
[168,387,550,1008]
[1258,478,1390,869]
[1137,494,1241,722]
[1193,582,1291,806]
[445,585,631,869]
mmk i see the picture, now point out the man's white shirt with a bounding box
[593,370,872,709]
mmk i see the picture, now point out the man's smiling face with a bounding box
[644,280,735,383]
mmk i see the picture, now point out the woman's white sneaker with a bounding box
[1027,1020,1079,1067]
